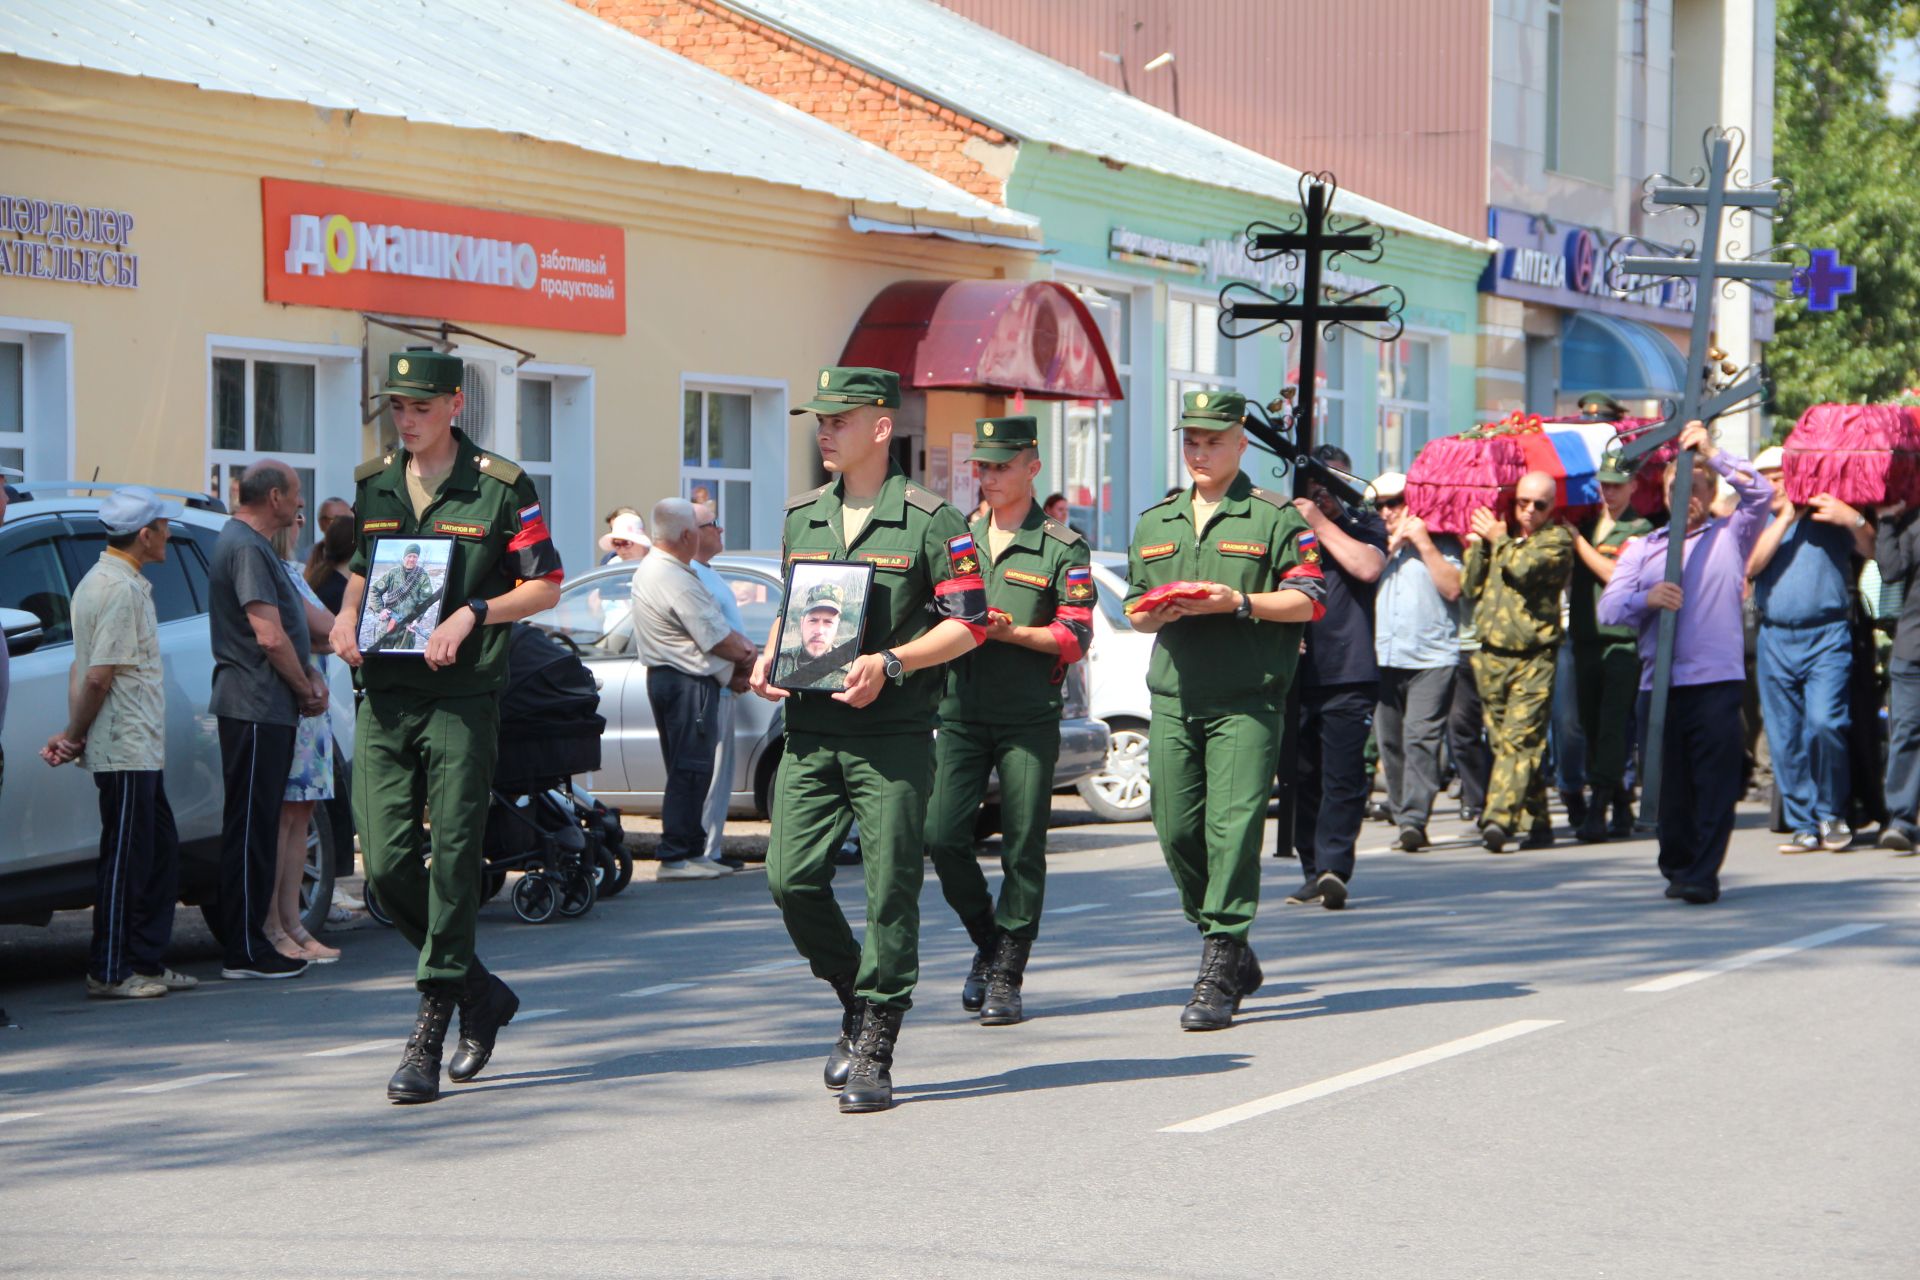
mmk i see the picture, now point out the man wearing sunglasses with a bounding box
[1464,472,1574,852]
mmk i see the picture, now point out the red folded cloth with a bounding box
[1126,581,1214,615]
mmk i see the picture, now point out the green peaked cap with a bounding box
[972,414,1038,462]
[791,366,901,415]
[381,347,463,399]
[1176,389,1248,431]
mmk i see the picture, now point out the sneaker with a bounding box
[1397,826,1427,852]
[134,968,199,991]
[220,952,308,980]
[1316,872,1349,911]
[1779,832,1821,854]
[1820,819,1855,852]
[699,856,739,876]
[711,855,748,871]
[86,974,167,999]
[1283,879,1324,905]
[656,858,722,881]
[1879,825,1917,854]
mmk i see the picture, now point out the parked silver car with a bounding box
[1075,552,1155,822]
[524,555,1109,820]
[0,483,354,932]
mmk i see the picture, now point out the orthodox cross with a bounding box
[1218,172,1405,502]
[1607,126,1806,824]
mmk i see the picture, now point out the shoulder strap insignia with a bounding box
[785,483,830,511]
[474,452,524,485]
[1042,520,1085,546]
[1145,490,1182,511]
[903,485,945,515]
[354,453,394,483]
[1247,486,1292,512]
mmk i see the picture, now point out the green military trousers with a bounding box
[1574,639,1641,793]
[768,730,935,1011]
[354,689,500,991]
[1472,647,1557,834]
[1148,708,1282,943]
[925,718,1061,942]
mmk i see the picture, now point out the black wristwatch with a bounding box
[465,596,490,626]
[881,649,904,680]
[1234,591,1253,620]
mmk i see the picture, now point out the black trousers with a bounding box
[216,718,297,968]
[646,665,721,863]
[1449,650,1492,814]
[1293,682,1378,883]
[1649,681,1745,893]
[90,770,181,984]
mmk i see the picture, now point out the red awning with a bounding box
[838,280,1123,401]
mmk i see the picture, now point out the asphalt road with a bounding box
[2,803,1915,1279]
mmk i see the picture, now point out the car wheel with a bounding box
[298,807,339,937]
[1077,720,1151,822]
[754,742,783,820]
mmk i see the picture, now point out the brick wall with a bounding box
[572,0,1014,203]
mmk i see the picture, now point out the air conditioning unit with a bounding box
[454,362,494,448]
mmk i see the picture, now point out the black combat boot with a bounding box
[960,913,996,1012]
[1578,786,1612,844]
[387,991,456,1104]
[1562,788,1589,830]
[824,973,861,1092]
[1610,789,1637,838]
[1236,940,1264,1009]
[447,960,519,1084]
[978,933,1032,1026]
[839,1004,905,1114]
[1179,935,1244,1032]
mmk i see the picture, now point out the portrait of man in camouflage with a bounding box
[772,563,871,692]
[357,537,453,656]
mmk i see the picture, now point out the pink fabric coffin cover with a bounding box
[1405,413,1640,535]
[1780,403,1920,506]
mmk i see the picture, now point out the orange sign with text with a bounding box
[262,179,625,334]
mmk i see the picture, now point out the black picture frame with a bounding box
[357,535,455,657]
[770,559,876,693]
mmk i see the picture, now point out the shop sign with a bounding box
[0,193,140,289]
[1108,226,1382,297]
[263,179,625,334]
[1482,206,1695,323]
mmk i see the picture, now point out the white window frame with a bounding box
[680,373,788,550]
[517,361,594,574]
[206,336,357,549]
[1165,288,1250,489]
[1375,329,1447,475]
[0,315,75,482]
[1049,276,1136,553]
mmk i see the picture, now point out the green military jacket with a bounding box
[780,465,987,737]
[1568,510,1653,646]
[1462,522,1574,653]
[364,564,438,654]
[1124,471,1326,718]
[939,502,1094,726]
[349,427,563,698]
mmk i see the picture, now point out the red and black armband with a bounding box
[935,531,989,643]
[508,500,565,585]
[1047,603,1093,679]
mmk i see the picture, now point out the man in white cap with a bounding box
[1368,472,1464,850]
[39,487,199,998]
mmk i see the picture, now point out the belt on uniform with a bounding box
[1477,640,1556,659]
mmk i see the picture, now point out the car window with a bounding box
[0,518,74,644]
[530,573,634,658]
[173,527,213,609]
[722,570,782,640]
[63,519,201,624]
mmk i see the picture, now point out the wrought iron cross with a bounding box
[1218,172,1405,500]
[1606,126,1806,825]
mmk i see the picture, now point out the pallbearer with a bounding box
[925,415,1093,1026]
[1125,391,1325,1031]
[749,366,987,1113]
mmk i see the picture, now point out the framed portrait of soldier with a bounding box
[771,560,874,693]
[357,535,454,657]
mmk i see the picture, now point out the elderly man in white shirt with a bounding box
[630,498,757,880]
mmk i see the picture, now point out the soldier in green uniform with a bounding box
[364,543,438,652]
[1567,457,1653,840]
[748,366,988,1114]
[328,348,564,1104]
[924,415,1094,1027]
[1125,391,1326,1032]
[1464,471,1575,852]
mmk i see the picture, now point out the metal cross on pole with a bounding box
[1215,171,1407,856]
[1605,126,1806,826]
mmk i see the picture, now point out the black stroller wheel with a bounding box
[363,883,393,927]
[557,865,596,918]
[483,870,507,902]
[511,874,559,924]
[598,841,634,897]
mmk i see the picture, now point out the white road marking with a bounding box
[514,1008,566,1022]
[1626,923,1883,993]
[619,983,697,999]
[1050,904,1105,915]
[1132,888,1181,898]
[1162,1020,1562,1133]
[731,958,810,975]
[304,1039,399,1058]
[0,1112,44,1126]
[123,1072,248,1094]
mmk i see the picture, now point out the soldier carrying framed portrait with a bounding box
[357,534,455,657]
[771,559,875,693]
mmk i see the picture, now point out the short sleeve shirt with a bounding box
[631,551,733,680]
[1374,536,1464,669]
[1299,507,1388,688]
[689,558,748,635]
[71,552,166,771]
[209,518,310,726]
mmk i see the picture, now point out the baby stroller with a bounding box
[484,623,629,923]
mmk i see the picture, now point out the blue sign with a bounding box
[1480,206,1696,325]
[1792,248,1855,312]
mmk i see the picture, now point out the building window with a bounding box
[517,376,555,514]
[1166,294,1238,489]
[210,353,318,551]
[1545,0,1563,172]
[682,387,753,550]
[1057,284,1132,552]
[0,341,23,476]
[1377,336,1436,475]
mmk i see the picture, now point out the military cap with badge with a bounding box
[381,347,464,400]
[791,366,901,415]
[1177,389,1250,431]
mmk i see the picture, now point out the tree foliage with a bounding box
[1769,0,1920,422]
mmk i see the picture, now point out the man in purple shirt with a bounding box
[1599,423,1772,903]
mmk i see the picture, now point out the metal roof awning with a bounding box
[838,280,1122,400]
[1561,312,1687,398]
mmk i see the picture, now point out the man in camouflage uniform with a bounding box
[365,543,437,652]
[1465,471,1574,852]
[776,582,860,689]
[1567,457,1653,840]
